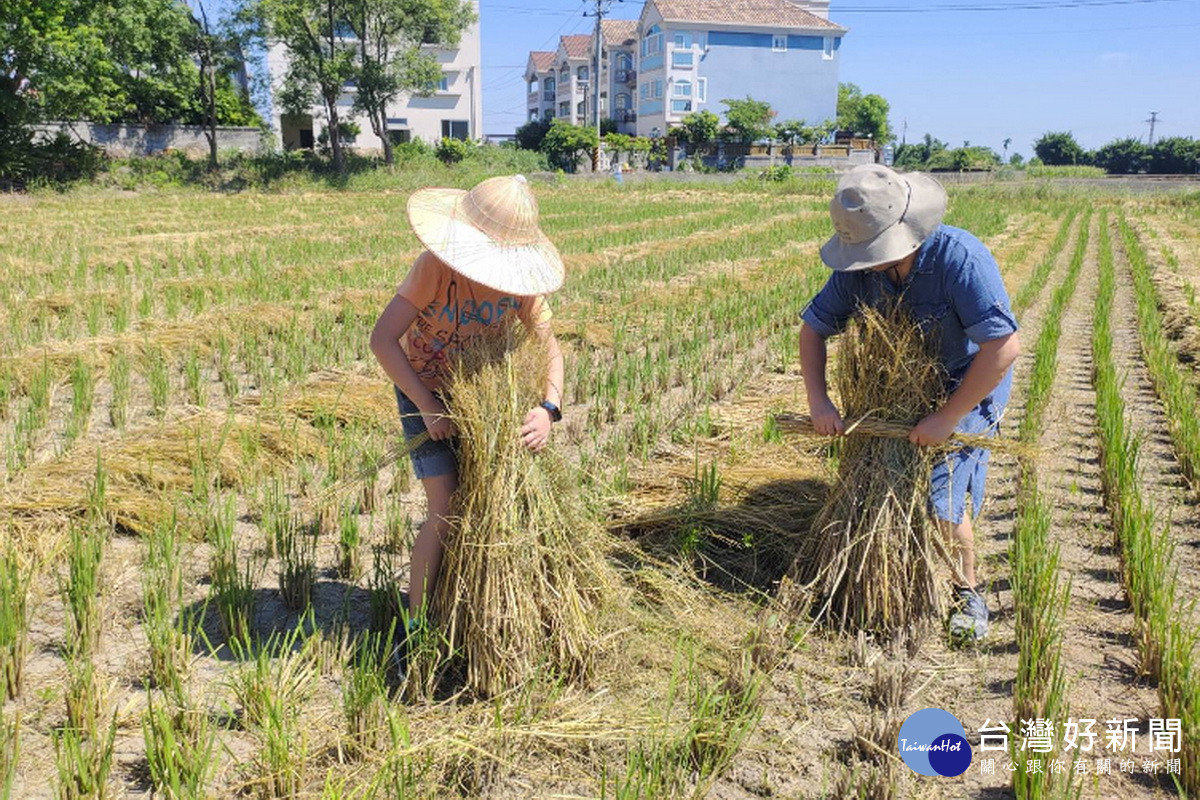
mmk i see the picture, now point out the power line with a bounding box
[831,0,1190,11]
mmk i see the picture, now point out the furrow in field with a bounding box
[1109,222,1200,597]
[1128,217,1200,374]
[1030,212,1165,798]
[928,208,1084,798]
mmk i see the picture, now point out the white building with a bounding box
[267,5,483,151]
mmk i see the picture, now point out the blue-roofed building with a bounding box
[635,0,847,138]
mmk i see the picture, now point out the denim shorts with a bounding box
[929,444,990,524]
[393,387,458,480]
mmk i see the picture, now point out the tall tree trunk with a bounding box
[327,93,343,172]
[204,54,218,170]
[380,109,393,165]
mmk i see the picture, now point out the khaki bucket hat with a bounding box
[406,174,565,295]
[820,164,948,272]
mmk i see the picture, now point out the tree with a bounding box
[345,0,475,166]
[241,0,358,172]
[679,109,720,146]
[837,82,891,142]
[1002,137,1012,162]
[189,1,262,169]
[515,117,551,151]
[721,96,774,144]
[1009,152,1025,167]
[836,82,862,131]
[539,119,598,172]
[1092,137,1149,174]
[1148,137,1200,174]
[1033,131,1087,166]
[892,132,946,170]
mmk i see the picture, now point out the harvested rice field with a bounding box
[1,176,1200,799]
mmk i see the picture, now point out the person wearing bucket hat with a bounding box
[798,164,1021,643]
[369,174,566,662]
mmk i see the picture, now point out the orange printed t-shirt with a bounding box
[396,251,554,392]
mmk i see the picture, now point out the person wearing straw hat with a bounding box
[369,174,566,655]
[798,164,1021,643]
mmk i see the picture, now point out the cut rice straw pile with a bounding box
[784,303,954,635]
[425,332,620,697]
[0,409,321,535]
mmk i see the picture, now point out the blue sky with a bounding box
[478,0,1200,158]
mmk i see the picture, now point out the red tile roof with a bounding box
[528,51,555,72]
[601,19,639,46]
[560,34,593,60]
[652,0,846,31]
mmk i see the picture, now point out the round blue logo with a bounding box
[896,708,973,777]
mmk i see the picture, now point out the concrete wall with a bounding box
[34,123,268,157]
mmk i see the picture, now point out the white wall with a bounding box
[266,4,483,150]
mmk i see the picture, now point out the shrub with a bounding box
[435,137,470,165]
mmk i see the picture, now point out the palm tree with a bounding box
[1002,137,1012,162]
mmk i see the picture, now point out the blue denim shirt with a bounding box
[800,225,1018,435]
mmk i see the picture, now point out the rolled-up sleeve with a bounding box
[950,254,1019,345]
[800,272,857,339]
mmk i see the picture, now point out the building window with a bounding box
[696,78,707,103]
[773,34,788,52]
[823,36,835,59]
[577,100,585,116]
[529,78,538,93]
[441,120,469,140]
[642,25,663,57]
[388,129,411,145]
[578,65,589,82]
[545,109,555,120]
[673,80,691,98]
[616,52,632,71]
[673,32,692,48]
[439,74,451,91]
[671,99,692,113]
[653,80,663,99]
[672,51,694,68]
[639,82,649,101]
[616,93,630,110]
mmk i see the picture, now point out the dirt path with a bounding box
[1110,220,1200,598]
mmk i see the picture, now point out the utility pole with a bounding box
[1146,111,1159,146]
[584,0,623,141]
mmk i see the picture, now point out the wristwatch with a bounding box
[539,400,562,423]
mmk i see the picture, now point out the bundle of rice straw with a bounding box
[786,303,950,634]
[427,332,617,697]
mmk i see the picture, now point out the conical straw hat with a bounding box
[406,174,565,295]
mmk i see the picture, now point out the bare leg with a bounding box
[407,472,457,615]
[938,514,977,589]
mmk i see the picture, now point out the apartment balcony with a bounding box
[615,69,637,85]
[543,90,555,101]
[618,110,637,123]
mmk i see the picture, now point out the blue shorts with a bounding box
[929,444,990,524]
[393,387,458,480]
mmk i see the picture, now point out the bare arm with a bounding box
[520,320,564,451]
[798,322,844,436]
[369,294,456,439]
[910,332,1021,446]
